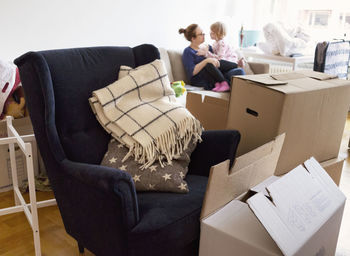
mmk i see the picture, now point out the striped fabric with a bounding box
[324,41,350,79]
[89,59,202,169]
[314,41,350,79]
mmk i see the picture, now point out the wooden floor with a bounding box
[1,117,350,256]
[0,191,94,256]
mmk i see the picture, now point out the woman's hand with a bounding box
[206,58,220,68]
[192,57,219,76]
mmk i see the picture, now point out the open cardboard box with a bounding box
[199,133,346,256]
[186,90,230,130]
[227,70,350,176]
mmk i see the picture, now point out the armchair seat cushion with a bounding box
[128,174,208,255]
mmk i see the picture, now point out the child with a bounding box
[198,22,245,92]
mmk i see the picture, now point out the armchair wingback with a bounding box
[15,44,240,256]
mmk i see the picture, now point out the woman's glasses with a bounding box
[196,33,205,37]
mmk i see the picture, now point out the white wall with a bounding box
[0,0,272,61]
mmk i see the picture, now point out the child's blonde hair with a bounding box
[210,22,227,40]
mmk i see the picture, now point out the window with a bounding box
[271,0,350,41]
[339,12,350,30]
[301,10,332,27]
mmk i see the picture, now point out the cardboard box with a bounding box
[0,117,39,192]
[321,157,345,186]
[226,70,350,175]
[199,136,346,256]
[186,91,230,130]
[201,133,285,219]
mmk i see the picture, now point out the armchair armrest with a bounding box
[59,159,139,230]
[248,62,270,74]
[188,130,240,177]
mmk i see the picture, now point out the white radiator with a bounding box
[269,63,293,73]
[247,56,314,74]
[268,62,314,73]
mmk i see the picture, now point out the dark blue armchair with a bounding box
[15,44,240,256]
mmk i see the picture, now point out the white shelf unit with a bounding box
[241,48,314,72]
[0,116,56,256]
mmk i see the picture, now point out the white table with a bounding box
[242,49,314,70]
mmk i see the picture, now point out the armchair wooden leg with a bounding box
[78,242,85,255]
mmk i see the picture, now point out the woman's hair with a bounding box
[179,24,198,41]
[210,22,227,40]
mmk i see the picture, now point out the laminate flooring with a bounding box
[1,116,350,255]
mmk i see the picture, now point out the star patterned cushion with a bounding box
[101,138,197,193]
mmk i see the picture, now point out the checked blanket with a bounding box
[90,59,202,168]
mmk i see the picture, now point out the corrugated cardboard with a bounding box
[0,117,39,192]
[186,91,230,130]
[200,199,282,256]
[201,133,285,219]
[321,157,345,186]
[226,70,350,175]
[199,156,346,256]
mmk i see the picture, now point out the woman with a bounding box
[179,24,245,91]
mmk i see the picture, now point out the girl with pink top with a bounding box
[198,22,244,92]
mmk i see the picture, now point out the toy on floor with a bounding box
[171,80,186,97]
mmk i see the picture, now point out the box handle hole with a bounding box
[246,108,258,117]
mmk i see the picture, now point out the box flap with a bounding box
[271,71,338,81]
[235,71,345,96]
[200,133,285,220]
[270,72,307,81]
[299,70,338,80]
[320,157,345,186]
[186,91,229,130]
[201,200,282,255]
[250,176,279,197]
[304,157,345,202]
[247,157,346,256]
[237,74,288,86]
[187,90,230,101]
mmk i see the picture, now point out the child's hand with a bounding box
[197,48,208,56]
[197,44,209,56]
[237,58,245,68]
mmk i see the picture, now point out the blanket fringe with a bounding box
[121,116,202,169]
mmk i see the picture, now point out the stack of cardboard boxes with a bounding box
[186,70,350,185]
[198,134,346,256]
[186,70,350,255]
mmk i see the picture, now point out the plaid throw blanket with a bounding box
[90,59,202,168]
